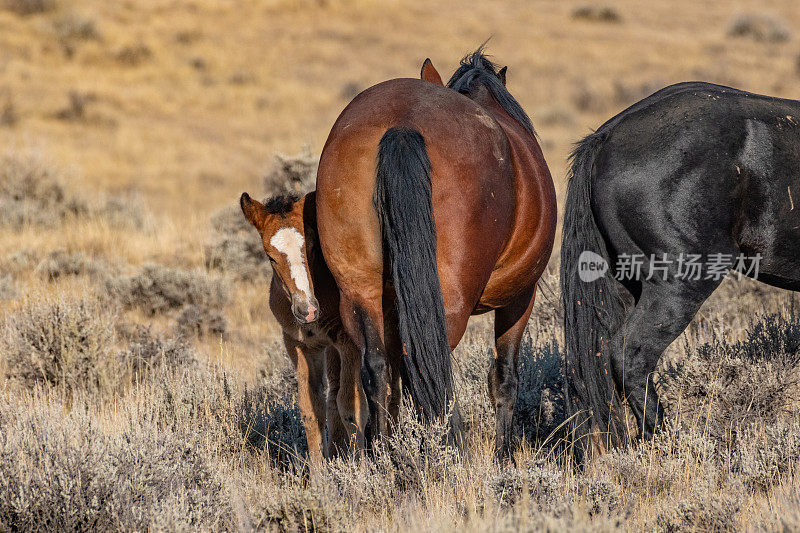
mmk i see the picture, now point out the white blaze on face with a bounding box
[270,227,311,298]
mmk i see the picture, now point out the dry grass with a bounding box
[1,0,800,530]
[1,282,799,530]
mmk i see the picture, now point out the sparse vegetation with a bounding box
[114,43,152,66]
[0,147,88,228]
[116,325,198,380]
[95,193,152,231]
[0,248,38,276]
[34,248,110,281]
[536,104,576,126]
[340,80,362,100]
[0,94,16,127]
[0,276,17,301]
[727,13,791,43]
[571,5,622,24]
[454,330,565,444]
[0,400,236,532]
[1,290,799,530]
[660,313,800,441]
[1,297,115,395]
[175,303,227,339]
[0,148,150,230]
[570,78,604,112]
[263,147,318,196]
[2,0,55,15]
[54,91,94,121]
[53,10,100,43]
[205,205,270,281]
[655,490,742,532]
[106,263,229,316]
[612,78,667,106]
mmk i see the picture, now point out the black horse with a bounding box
[561,81,800,457]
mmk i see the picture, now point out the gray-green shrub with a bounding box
[1,297,115,395]
[106,263,229,315]
[0,399,235,531]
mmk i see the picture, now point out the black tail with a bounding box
[560,132,627,461]
[374,127,463,439]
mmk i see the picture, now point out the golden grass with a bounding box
[2,0,799,217]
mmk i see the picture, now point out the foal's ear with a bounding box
[498,66,507,86]
[420,58,444,86]
[240,192,267,231]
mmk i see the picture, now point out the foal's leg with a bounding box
[324,345,348,458]
[283,334,327,464]
[489,285,537,461]
[335,338,368,453]
[608,278,720,441]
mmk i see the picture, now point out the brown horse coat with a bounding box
[315,51,556,457]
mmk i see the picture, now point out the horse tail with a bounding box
[560,131,627,461]
[374,127,463,441]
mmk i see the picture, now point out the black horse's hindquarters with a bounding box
[562,81,800,457]
[597,83,800,298]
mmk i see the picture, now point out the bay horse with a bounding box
[315,49,557,457]
[561,81,800,459]
[240,191,368,464]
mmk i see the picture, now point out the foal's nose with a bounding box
[291,295,319,324]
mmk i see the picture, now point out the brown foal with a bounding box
[240,191,368,464]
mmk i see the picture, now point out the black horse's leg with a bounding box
[608,277,720,440]
[490,285,537,461]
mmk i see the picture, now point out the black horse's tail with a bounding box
[374,127,463,440]
[560,131,627,461]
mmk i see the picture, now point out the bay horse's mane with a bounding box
[445,47,536,137]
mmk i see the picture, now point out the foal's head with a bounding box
[240,192,320,324]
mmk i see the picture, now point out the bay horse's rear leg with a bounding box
[283,334,327,464]
[489,284,538,461]
[608,277,721,441]
[339,294,388,447]
[380,301,403,435]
